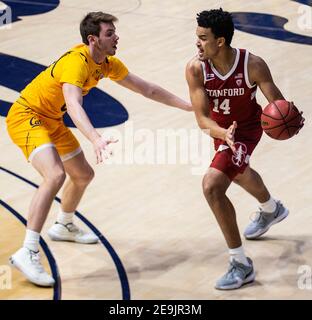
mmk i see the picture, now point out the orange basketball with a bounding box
[261,100,303,140]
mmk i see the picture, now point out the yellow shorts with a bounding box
[6,101,81,162]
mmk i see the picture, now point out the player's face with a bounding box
[196,27,221,60]
[96,22,119,56]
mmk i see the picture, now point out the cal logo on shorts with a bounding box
[29,116,42,128]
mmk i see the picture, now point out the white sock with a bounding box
[57,209,74,225]
[229,246,249,266]
[260,196,277,213]
[23,229,40,252]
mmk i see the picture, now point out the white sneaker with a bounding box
[47,222,99,244]
[9,247,55,287]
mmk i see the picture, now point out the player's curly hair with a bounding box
[80,12,118,45]
[196,8,234,46]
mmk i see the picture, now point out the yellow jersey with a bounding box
[16,44,129,119]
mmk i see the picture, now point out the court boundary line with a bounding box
[0,166,131,300]
[0,199,62,300]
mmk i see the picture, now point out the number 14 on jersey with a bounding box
[212,98,231,115]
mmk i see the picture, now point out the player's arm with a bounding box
[116,72,193,111]
[249,54,304,132]
[248,54,285,102]
[63,83,99,142]
[62,83,116,163]
[185,58,236,152]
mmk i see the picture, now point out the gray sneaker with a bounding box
[215,257,255,290]
[244,200,289,240]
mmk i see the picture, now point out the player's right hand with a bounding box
[225,121,237,153]
[291,102,305,135]
[296,111,305,135]
[93,136,118,164]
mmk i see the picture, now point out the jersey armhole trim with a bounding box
[200,61,207,84]
[244,51,256,89]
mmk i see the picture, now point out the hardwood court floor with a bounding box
[0,0,312,299]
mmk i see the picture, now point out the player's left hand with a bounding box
[93,135,118,164]
[101,136,119,160]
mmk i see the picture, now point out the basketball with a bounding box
[261,100,304,140]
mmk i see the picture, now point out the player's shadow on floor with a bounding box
[252,234,310,256]
[245,234,312,285]
[67,234,312,293]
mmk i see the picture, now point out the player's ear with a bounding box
[217,37,226,48]
[87,34,96,45]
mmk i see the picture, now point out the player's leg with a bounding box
[10,146,65,287]
[233,166,289,239]
[61,151,94,213]
[233,165,270,203]
[203,167,241,249]
[7,104,64,286]
[203,151,255,290]
[46,127,98,243]
[28,147,66,231]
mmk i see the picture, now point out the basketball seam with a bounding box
[263,112,301,130]
[277,126,290,139]
[262,113,282,120]
[272,101,290,138]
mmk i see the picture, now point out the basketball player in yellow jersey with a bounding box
[6,12,192,287]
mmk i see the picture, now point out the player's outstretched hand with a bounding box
[93,136,118,164]
[179,101,193,112]
[225,121,237,153]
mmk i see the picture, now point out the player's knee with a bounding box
[83,166,95,184]
[45,168,66,190]
[71,166,94,186]
[202,176,224,201]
